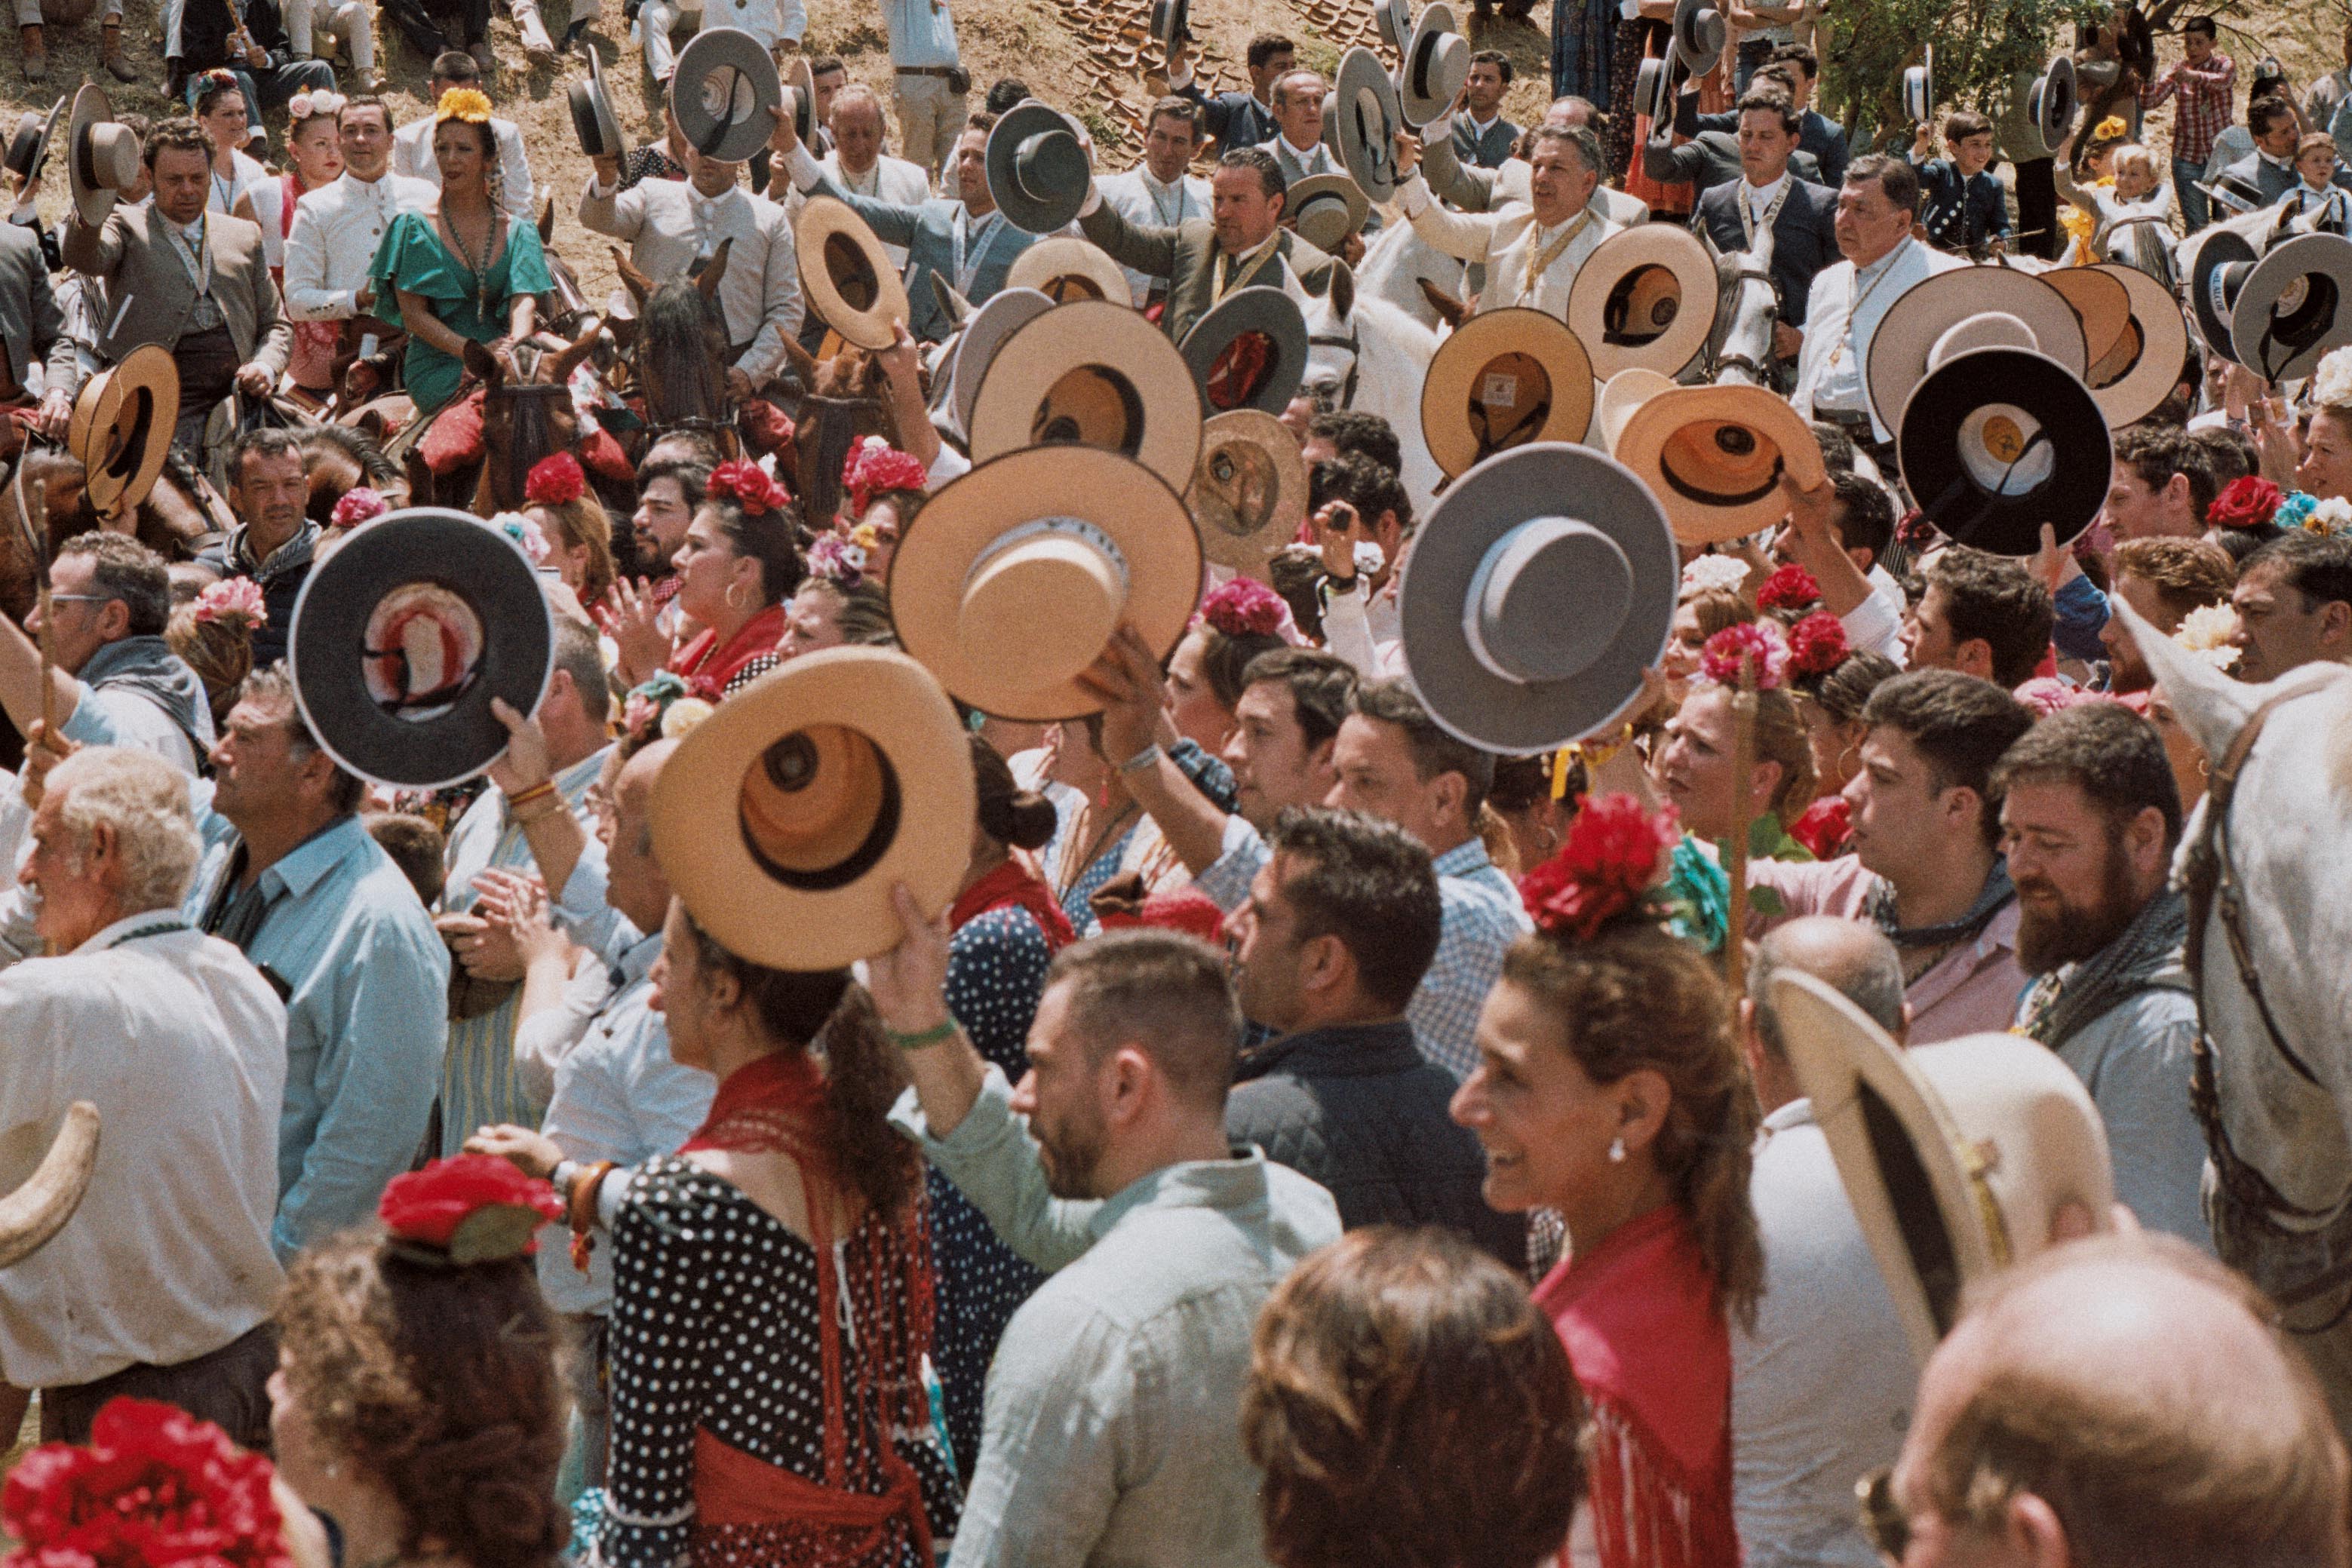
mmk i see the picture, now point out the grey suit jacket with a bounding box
[0,222,77,400]
[62,203,291,375]
[1078,200,1337,345]
[1451,115,1520,169]
[799,165,1036,342]
[2222,151,2337,207]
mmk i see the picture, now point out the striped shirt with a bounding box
[435,746,612,1153]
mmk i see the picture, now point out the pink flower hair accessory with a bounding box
[192,577,268,628]
[329,487,388,530]
[1700,619,1789,691]
[1202,578,1288,639]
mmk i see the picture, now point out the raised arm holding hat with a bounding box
[1395,121,1619,317]
[0,216,79,445]
[1421,94,1651,225]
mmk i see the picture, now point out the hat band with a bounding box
[2207,259,2251,332]
[964,516,1131,594]
[1463,515,1631,686]
[1927,311,2039,375]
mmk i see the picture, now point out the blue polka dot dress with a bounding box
[929,904,1055,1477]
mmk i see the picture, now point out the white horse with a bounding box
[1349,216,1469,335]
[2124,600,2352,1431]
[1291,261,1445,513]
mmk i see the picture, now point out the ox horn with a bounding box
[0,1103,99,1268]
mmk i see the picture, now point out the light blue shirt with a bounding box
[880,0,959,69]
[188,812,450,1260]
[437,747,610,1152]
[1732,1097,1915,1568]
[1194,821,1528,1079]
[533,929,714,1316]
[2040,987,2214,1251]
[892,1068,1340,1568]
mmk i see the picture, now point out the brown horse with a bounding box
[778,333,900,526]
[471,327,602,515]
[615,238,739,459]
[0,446,219,624]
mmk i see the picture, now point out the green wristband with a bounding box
[885,1020,960,1051]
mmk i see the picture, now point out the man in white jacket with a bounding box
[282,98,435,351]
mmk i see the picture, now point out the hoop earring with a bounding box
[1608,1136,1626,1164]
[724,579,747,610]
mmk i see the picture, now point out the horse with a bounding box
[2122,600,2352,1435]
[614,238,740,461]
[778,333,899,526]
[1349,218,1469,336]
[470,327,601,515]
[1294,262,1446,511]
[0,446,220,618]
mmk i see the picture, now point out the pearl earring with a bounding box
[1608,1136,1626,1164]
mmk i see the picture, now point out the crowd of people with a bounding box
[3,0,2352,1566]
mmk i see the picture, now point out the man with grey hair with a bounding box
[192,664,448,1260]
[813,83,932,269]
[1393,121,1620,315]
[0,746,284,1447]
[1733,916,1921,1568]
[1417,94,1650,225]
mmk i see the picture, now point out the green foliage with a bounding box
[1821,0,2092,146]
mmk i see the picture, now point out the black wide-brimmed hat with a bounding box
[1896,346,2108,557]
[1179,285,1310,417]
[987,100,1090,235]
[569,47,631,161]
[671,28,782,164]
[287,509,554,790]
[3,97,63,183]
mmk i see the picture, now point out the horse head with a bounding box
[539,196,600,342]
[622,238,738,446]
[788,337,897,525]
[471,326,597,515]
[1297,260,1361,416]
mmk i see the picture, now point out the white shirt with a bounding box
[0,914,286,1387]
[207,149,269,216]
[684,0,804,44]
[1743,170,1790,227]
[392,114,537,222]
[283,170,439,320]
[1487,153,1650,226]
[1399,170,1619,316]
[1098,161,1212,304]
[815,148,932,266]
[580,174,805,380]
[1792,237,1968,442]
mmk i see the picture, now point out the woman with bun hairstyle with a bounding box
[271,1155,570,1568]
[926,735,1079,1475]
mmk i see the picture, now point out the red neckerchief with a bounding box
[951,858,1078,951]
[671,601,788,701]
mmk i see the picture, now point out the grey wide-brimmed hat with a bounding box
[3,96,64,183]
[569,48,631,161]
[947,286,1056,435]
[1670,0,1727,76]
[1286,173,1371,253]
[1179,285,1310,417]
[287,509,554,790]
[1897,345,2108,557]
[2026,53,2074,158]
[671,28,781,164]
[1331,46,1405,204]
[987,99,1090,235]
[1398,2,1469,127]
[1902,44,1935,124]
[1374,0,1412,52]
[2224,231,2352,383]
[1150,0,1193,51]
[1397,443,1678,752]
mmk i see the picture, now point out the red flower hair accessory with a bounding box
[1202,578,1288,639]
[2,1397,290,1568]
[2207,475,2284,530]
[842,437,929,517]
[379,1154,562,1264]
[1756,563,1821,612]
[708,459,788,517]
[1790,794,1851,861]
[1786,609,1848,677]
[1519,793,1682,944]
[1700,619,1789,691]
[524,452,586,508]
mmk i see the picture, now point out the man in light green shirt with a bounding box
[870,906,1341,1568]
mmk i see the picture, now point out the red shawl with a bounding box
[950,859,1077,950]
[1533,1204,1738,1568]
[680,1051,937,1565]
[671,602,788,701]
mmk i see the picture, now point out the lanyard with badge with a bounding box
[1825,241,1909,371]
[1740,179,1791,247]
[952,208,1003,296]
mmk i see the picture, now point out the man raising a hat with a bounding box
[767,105,1036,344]
[0,200,78,455]
[1076,145,1341,345]
[1392,121,1618,318]
[1417,94,1650,226]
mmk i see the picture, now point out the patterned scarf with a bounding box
[2016,887,2191,1053]
[1868,860,2015,950]
[79,636,216,756]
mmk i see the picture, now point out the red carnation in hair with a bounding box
[2206,475,2284,530]
[2,1397,290,1568]
[1786,609,1849,676]
[524,451,585,508]
[1790,794,1852,861]
[1756,563,1821,612]
[1700,619,1789,691]
[842,437,929,518]
[708,458,787,517]
[379,1154,563,1263]
[1518,793,1681,944]
[1202,578,1287,639]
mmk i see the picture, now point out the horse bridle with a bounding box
[488,380,574,507]
[1307,322,1360,411]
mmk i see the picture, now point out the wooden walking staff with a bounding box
[1721,653,1757,996]
[8,462,56,751]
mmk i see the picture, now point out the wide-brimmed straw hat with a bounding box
[1004,235,1134,304]
[1397,443,1678,752]
[1865,266,2088,437]
[1188,408,1308,578]
[796,195,913,351]
[649,647,976,971]
[1770,968,2115,1369]
[968,298,1204,487]
[1286,173,1371,253]
[1564,224,1717,381]
[287,509,554,790]
[945,286,1056,436]
[69,345,178,521]
[67,84,139,230]
[888,446,1203,720]
[1613,382,1827,545]
[2077,261,2190,427]
[1420,307,1595,479]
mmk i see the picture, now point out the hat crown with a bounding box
[1928,311,2040,373]
[1464,515,1631,685]
[956,517,1131,692]
[1015,126,1085,200]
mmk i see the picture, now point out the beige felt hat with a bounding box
[1564,223,1717,380]
[796,195,913,351]
[650,647,976,970]
[66,84,139,231]
[1595,366,1675,453]
[1770,969,2115,1368]
[2043,260,2132,370]
[1611,382,1826,545]
[968,299,1204,488]
[1865,265,2087,437]
[888,446,1204,720]
[1286,173,1372,253]
[1420,308,1595,480]
[1004,236,1134,305]
[1188,409,1308,578]
[2080,262,2191,428]
[70,345,178,521]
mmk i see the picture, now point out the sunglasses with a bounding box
[1856,1468,1910,1564]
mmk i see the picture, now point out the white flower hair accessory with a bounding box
[490,511,552,566]
[1681,554,1750,597]
[287,90,347,122]
[2311,497,2352,537]
[2172,603,2242,671]
[2312,345,2352,411]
